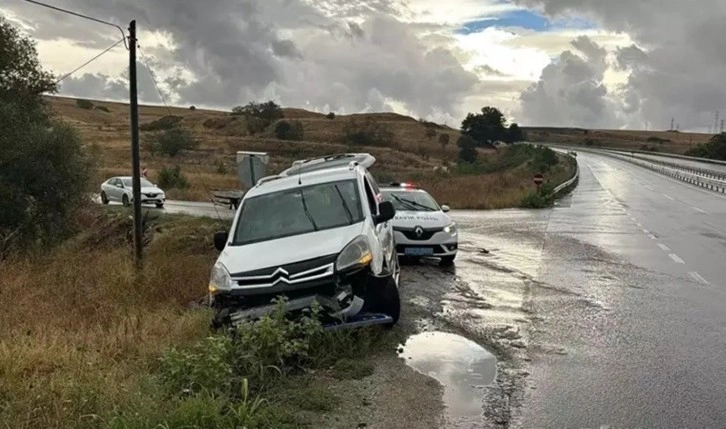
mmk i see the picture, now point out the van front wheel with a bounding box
[367,276,400,325]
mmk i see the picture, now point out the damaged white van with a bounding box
[209,154,401,329]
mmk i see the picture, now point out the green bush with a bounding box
[216,160,229,175]
[246,117,268,135]
[145,127,199,157]
[520,183,555,208]
[274,120,304,141]
[326,112,335,120]
[457,135,478,163]
[75,99,94,109]
[343,119,395,146]
[157,165,190,190]
[231,101,283,123]
[0,18,92,256]
[530,146,559,173]
[160,336,235,395]
[95,105,110,113]
[685,133,726,160]
[140,115,184,132]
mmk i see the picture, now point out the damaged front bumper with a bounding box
[210,268,392,330]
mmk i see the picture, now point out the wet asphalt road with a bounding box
[434,150,726,428]
[146,151,726,427]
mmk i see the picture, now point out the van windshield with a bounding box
[232,180,364,245]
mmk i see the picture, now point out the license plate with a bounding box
[405,247,434,256]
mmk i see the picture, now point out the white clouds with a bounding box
[404,0,522,25]
[520,36,618,127]
[7,0,707,130]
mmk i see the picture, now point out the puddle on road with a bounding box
[398,331,497,424]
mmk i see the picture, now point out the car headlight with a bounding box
[444,223,457,237]
[208,262,233,294]
[336,235,372,271]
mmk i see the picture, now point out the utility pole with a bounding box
[129,20,143,267]
[670,118,674,131]
[716,112,720,134]
[721,119,724,134]
[22,2,143,266]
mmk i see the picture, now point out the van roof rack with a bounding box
[255,175,284,186]
[279,153,375,177]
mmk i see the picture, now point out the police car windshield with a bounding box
[382,190,439,212]
[232,180,364,245]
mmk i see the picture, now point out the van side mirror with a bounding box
[214,231,229,251]
[375,201,395,225]
[441,205,450,213]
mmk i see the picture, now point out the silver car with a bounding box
[100,176,166,208]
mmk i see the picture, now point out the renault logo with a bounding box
[414,226,424,238]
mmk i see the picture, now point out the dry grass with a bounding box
[0,210,226,428]
[50,96,578,209]
[526,127,712,154]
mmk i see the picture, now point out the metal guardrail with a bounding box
[543,143,726,194]
[605,152,726,194]
[553,157,580,195]
[607,150,726,182]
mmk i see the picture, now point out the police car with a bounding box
[380,183,458,265]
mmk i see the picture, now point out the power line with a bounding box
[23,0,129,50]
[55,37,125,84]
[136,43,225,223]
[137,45,172,117]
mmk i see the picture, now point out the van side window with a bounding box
[364,178,378,216]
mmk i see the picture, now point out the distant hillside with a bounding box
[524,126,712,154]
[46,96,461,199]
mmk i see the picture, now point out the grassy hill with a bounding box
[525,126,712,154]
[48,96,574,209]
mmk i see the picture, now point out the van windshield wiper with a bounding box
[299,188,319,231]
[334,184,354,225]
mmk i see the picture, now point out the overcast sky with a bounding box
[2,0,724,131]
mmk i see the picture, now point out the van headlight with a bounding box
[444,223,457,237]
[208,262,233,294]
[336,236,372,271]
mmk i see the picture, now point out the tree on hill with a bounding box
[145,127,199,157]
[0,17,90,256]
[685,133,726,160]
[231,101,283,124]
[439,133,450,151]
[505,123,525,143]
[461,106,507,146]
[457,135,478,163]
[76,99,94,109]
[274,120,304,141]
[425,127,437,140]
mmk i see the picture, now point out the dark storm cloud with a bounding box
[513,0,726,130]
[58,60,163,104]
[2,0,479,119]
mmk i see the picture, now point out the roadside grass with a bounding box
[415,148,577,210]
[333,358,375,380]
[0,209,390,428]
